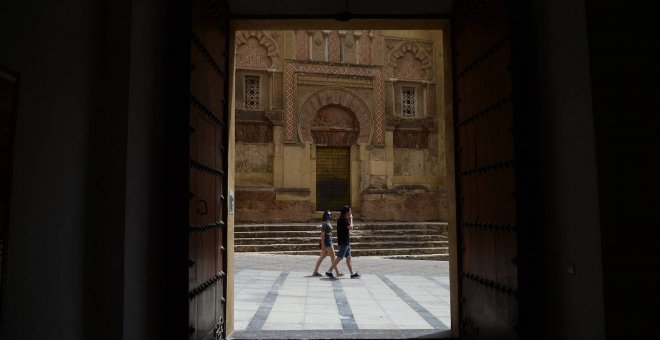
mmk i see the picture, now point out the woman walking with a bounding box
[312,210,343,277]
[325,205,360,279]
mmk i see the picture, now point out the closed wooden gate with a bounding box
[453,0,518,338]
[189,0,229,338]
[316,147,350,211]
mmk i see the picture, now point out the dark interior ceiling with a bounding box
[227,0,453,17]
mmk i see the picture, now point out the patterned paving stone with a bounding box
[230,253,454,339]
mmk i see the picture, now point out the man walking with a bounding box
[326,205,360,279]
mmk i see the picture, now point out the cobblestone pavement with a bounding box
[230,253,454,339]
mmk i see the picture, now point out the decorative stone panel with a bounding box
[311,105,359,146]
[284,62,384,145]
[235,31,279,69]
[272,72,284,109]
[388,41,433,81]
[357,30,373,65]
[328,31,341,63]
[343,31,356,64]
[298,87,373,145]
[236,124,273,144]
[294,30,309,61]
[393,130,429,149]
[311,31,324,61]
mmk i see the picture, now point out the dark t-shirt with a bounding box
[336,216,350,245]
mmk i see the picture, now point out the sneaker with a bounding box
[325,272,334,278]
[350,272,361,279]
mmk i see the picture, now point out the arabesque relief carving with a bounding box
[235,31,279,69]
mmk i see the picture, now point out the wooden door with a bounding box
[316,147,350,211]
[452,0,518,338]
[189,0,229,338]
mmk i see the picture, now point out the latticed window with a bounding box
[244,75,260,110]
[402,87,416,117]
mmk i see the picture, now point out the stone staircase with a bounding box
[234,222,449,260]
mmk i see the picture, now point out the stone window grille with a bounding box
[244,75,260,110]
[402,87,416,117]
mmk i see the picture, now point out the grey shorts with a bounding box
[336,244,351,259]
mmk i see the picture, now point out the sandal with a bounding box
[312,272,322,277]
[337,272,344,277]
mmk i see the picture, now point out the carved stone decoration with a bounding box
[311,105,359,146]
[297,87,374,145]
[235,31,279,69]
[272,72,284,109]
[294,30,309,61]
[235,123,273,143]
[393,129,429,149]
[343,31,356,64]
[394,52,426,80]
[327,31,341,63]
[358,30,372,65]
[389,41,433,80]
[311,31,325,62]
[285,63,384,145]
[313,31,323,45]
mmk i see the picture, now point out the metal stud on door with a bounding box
[453,0,519,338]
[189,0,229,338]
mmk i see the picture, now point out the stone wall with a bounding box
[234,29,450,223]
[361,189,445,221]
[234,189,311,222]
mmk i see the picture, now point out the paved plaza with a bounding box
[230,253,454,339]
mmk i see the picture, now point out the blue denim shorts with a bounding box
[336,244,351,259]
[323,235,332,247]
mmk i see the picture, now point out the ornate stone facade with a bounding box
[234,30,449,223]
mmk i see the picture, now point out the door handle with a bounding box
[197,199,208,215]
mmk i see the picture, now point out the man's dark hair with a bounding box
[340,205,351,216]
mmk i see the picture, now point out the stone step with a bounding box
[383,254,450,261]
[267,247,449,257]
[234,240,448,252]
[233,222,449,259]
[235,223,448,233]
[234,234,447,245]
[234,229,447,238]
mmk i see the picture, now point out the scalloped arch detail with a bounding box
[388,41,432,80]
[235,31,279,69]
[298,87,373,145]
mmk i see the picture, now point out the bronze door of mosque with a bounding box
[316,147,350,211]
[453,0,519,338]
[188,0,228,338]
